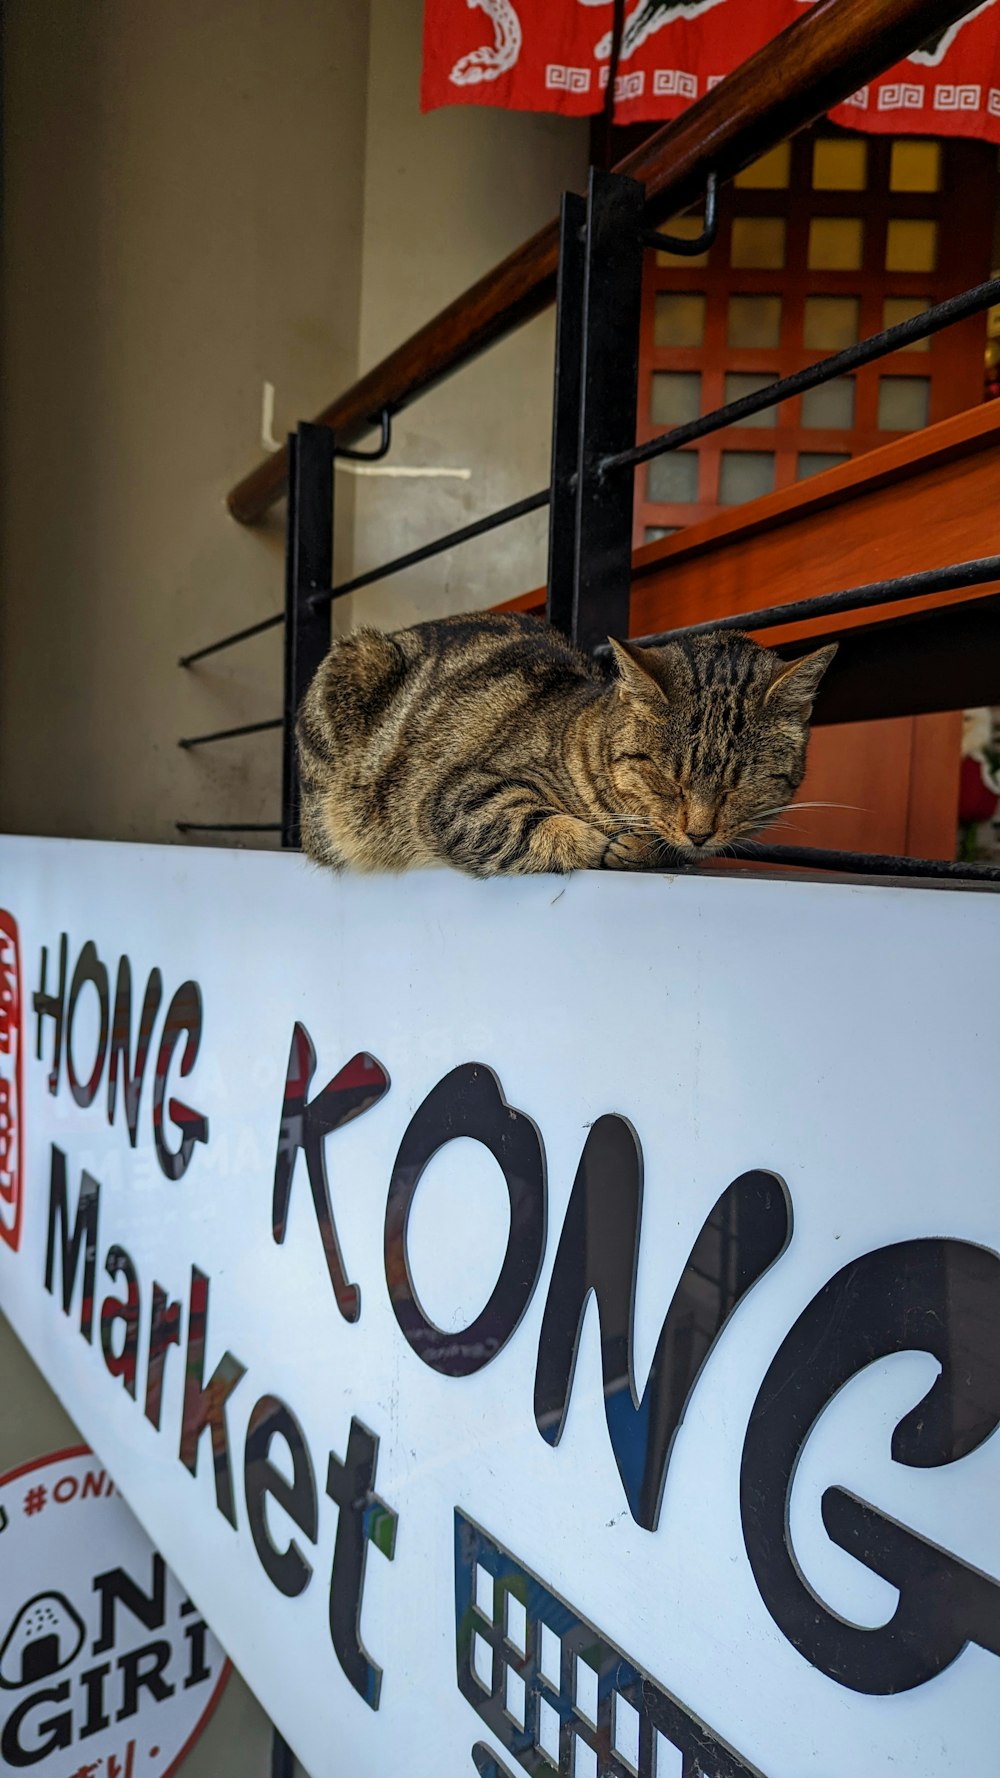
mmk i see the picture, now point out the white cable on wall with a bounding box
[260,382,470,479]
[334,462,471,478]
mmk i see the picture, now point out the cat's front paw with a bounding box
[601,830,659,871]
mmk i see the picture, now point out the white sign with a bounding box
[0,834,999,1778]
[0,1446,228,1773]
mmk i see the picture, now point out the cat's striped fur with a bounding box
[296,611,836,877]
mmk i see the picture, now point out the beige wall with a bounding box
[0,0,370,849]
[342,0,588,633]
[0,0,586,852]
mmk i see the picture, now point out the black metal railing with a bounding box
[177,165,1000,884]
[311,488,551,610]
[178,611,285,670]
[601,274,1000,479]
[594,560,1000,654]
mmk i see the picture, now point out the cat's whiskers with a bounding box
[787,800,869,813]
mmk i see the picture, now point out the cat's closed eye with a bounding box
[613,751,655,765]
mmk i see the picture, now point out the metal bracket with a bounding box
[335,409,392,462]
[644,171,718,257]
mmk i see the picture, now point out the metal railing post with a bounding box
[281,423,334,849]
[546,192,586,638]
[570,168,646,654]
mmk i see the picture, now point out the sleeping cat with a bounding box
[296,612,836,877]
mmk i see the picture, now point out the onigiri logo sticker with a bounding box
[0,1448,229,1774]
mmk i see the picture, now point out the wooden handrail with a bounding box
[228,0,985,524]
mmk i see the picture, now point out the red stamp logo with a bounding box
[0,909,23,1253]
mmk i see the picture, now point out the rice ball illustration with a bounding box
[0,1591,85,1687]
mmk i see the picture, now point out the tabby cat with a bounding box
[296,612,836,877]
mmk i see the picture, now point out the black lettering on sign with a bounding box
[107,957,162,1145]
[33,935,68,1095]
[182,1616,212,1689]
[273,1024,390,1322]
[178,1267,247,1528]
[325,1418,397,1710]
[66,941,110,1109]
[0,1682,72,1768]
[44,1145,100,1342]
[384,1063,546,1377]
[153,983,209,1181]
[116,1641,175,1720]
[34,938,203,1162]
[244,1394,318,1597]
[100,1244,141,1399]
[79,1661,111,1738]
[741,1237,1000,1693]
[92,1553,166,1654]
[534,1116,790,1530]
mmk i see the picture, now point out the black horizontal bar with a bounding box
[178,718,283,749]
[726,842,1000,884]
[602,273,1000,478]
[601,556,1000,654]
[179,610,285,668]
[175,822,282,834]
[310,486,550,609]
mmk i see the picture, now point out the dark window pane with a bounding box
[719,452,775,505]
[727,295,782,348]
[724,372,779,428]
[801,378,855,429]
[797,451,850,479]
[654,294,706,348]
[647,451,699,504]
[651,371,702,427]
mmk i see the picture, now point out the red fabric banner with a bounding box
[422,0,1000,142]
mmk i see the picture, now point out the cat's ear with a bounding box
[764,643,838,719]
[608,638,668,706]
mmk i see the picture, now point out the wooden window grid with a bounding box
[635,127,996,544]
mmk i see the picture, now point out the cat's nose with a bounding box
[687,830,713,848]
